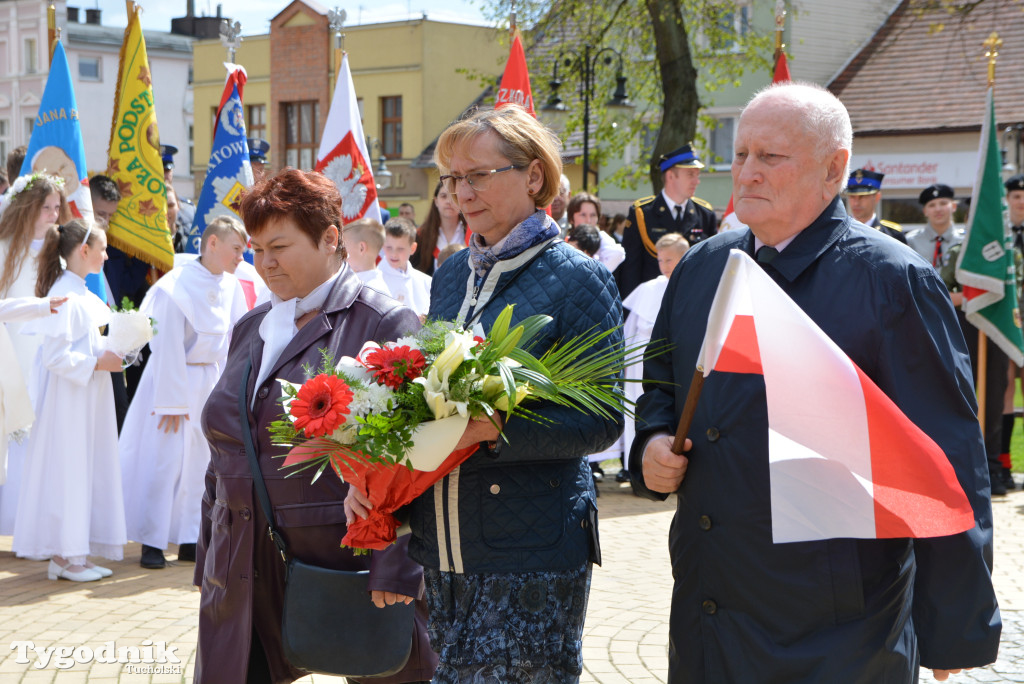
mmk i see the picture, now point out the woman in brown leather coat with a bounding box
[192,169,434,684]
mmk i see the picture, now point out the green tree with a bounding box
[480,0,775,192]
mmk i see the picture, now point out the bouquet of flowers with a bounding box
[270,304,651,553]
[107,296,155,366]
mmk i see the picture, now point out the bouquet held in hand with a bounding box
[269,304,645,553]
[107,296,155,366]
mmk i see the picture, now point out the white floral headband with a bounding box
[6,171,64,203]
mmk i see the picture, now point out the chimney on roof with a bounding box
[216,4,222,18]
[187,0,194,19]
[67,7,79,23]
[84,8,101,25]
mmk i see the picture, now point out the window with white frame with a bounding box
[23,37,36,74]
[708,116,736,169]
[0,120,10,169]
[705,1,753,53]
[78,56,100,81]
[24,116,34,142]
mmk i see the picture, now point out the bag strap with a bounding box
[239,358,289,564]
[467,238,557,327]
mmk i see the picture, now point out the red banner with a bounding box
[495,31,535,117]
[774,51,791,83]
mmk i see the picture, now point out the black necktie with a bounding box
[756,245,779,266]
[1013,225,1024,254]
[674,205,683,223]
[932,235,944,268]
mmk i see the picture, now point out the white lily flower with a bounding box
[432,329,477,378]
[414,366,463,420]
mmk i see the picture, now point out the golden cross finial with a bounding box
[983,31,1001,87]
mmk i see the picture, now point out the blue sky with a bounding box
[86,0,494,34]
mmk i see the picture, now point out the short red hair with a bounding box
[239,168,343,252]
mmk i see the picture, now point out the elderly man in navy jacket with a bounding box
[630,82,999,683]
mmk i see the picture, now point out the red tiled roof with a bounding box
[829,0,1024,134]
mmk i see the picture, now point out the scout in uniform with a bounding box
[619,143,716,298]
[1000,174,1024,491]
[909,182,1009,496]
[906,183,964,279]
[846,168,906,244]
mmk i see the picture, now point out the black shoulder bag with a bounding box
[238,360,414,677]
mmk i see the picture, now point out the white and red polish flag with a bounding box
[718,196,745,232]
[315,53,380,225]
[698,250,975,543]
[719,53,791,233]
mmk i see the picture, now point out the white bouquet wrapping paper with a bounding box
[106,309,154,357]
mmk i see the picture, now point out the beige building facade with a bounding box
[191,0,505,219]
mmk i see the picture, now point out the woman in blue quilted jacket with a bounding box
[346,104,624,683]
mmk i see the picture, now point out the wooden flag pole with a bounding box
[975,32,1001,432]
[672,368,705,455]
[978,328,988,429]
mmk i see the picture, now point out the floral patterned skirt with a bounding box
[423,565,592,684]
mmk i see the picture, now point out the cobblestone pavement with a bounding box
[0,475,1021,683]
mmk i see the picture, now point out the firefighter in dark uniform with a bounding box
[161,144,196,253]
[248,137,270,182]
[845,168,906,244]
[619,143,716,297]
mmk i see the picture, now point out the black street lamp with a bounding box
[365,137,393,190]
[542,44,632,191]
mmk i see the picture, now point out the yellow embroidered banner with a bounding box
[105,1,172,272]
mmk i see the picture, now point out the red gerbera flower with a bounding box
[290,373,353,437]
[363,345,427,389]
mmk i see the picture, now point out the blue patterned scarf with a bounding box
[468,209,559,281]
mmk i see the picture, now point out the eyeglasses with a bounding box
[439,165,521,195]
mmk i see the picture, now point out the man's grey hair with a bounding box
[559,173,571,196]
[743,81,853,180]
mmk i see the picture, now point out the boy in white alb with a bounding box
[619,233,689,479]
[379,217,431,317]
[342,217,392,297]
[119,217,249,570]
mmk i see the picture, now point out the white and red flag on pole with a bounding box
[495,30,534,117]
[315,53,380,225]
[718,196,745,232]
[719,53,791,232]
[698,250,974,543]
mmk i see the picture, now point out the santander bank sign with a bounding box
[850,151,979,190]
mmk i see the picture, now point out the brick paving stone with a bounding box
[3,478,1024,682]
[19,672,57,683]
